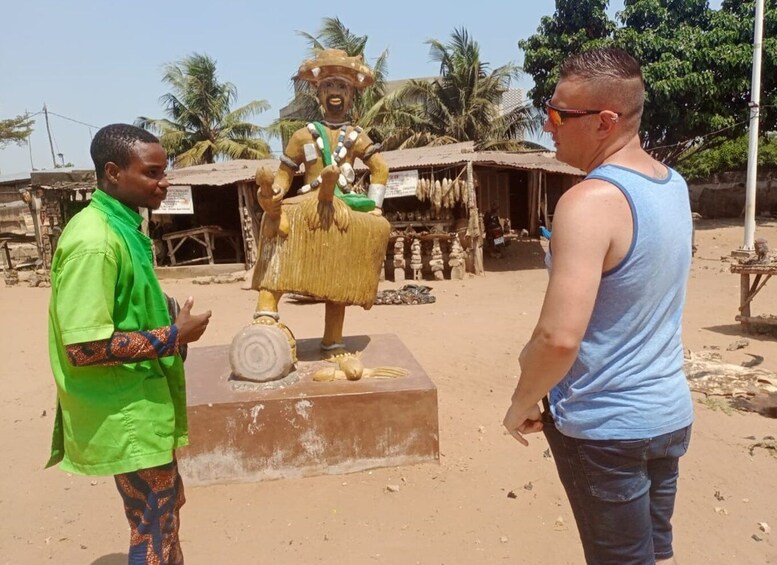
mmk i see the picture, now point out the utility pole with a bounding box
[43,104,57,169]
[742,0,765,251]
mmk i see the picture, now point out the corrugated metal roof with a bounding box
[31,169,96,191]
[165,143,582,187]
[166,159,280,187]
[355,141,584,176]
[0,172,32,185]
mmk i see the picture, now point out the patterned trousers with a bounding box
[114,458,185,564]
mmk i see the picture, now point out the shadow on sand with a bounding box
[483,238,547,272]
[703,323,777,341]
[91,554,127,565]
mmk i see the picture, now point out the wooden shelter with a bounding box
[30,169,96,270]
[165,159,279,268]
[165,144,582,277]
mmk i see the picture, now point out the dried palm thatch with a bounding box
[252,193,390,307]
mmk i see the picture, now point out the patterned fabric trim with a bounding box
[115,458,185,565]
[66,325,179,367]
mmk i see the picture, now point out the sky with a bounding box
[1,0,725,175]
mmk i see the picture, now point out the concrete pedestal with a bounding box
[178,333,439,485]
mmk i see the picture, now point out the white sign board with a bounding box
[153,186,194,214]
[385,170,419,199]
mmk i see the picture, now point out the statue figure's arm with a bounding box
[354,132,388,208]
[258,130,307,217]
[275,129,308,195]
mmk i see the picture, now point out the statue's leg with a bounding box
[254,289,283,324]
[321,302,347,356]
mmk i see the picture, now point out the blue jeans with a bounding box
[543,423,692,564]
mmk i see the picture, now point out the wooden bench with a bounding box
[730,262,777,329]
[162,225,241,266]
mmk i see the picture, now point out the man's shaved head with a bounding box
[560,47,645,129]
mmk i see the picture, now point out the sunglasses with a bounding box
[544,100,621,127]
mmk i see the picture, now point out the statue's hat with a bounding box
[296,49,374,90]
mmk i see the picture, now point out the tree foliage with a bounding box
[676,134,777,179]
[267,17,389,145]
[365,28,540,150]
[274,21,539,151]
[137,53,271,167]
[0,114,34,149]
[519,0,777,165]
[519,0,615,110]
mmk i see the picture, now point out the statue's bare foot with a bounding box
[320,342,349,360]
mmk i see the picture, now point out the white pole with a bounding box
[743,0,765,251]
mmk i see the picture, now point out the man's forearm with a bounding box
[511,333,579,413]
[66,325,179,367]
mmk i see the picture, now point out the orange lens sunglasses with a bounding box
[544,100,620,127]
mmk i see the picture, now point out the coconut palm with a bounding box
[136,53,271,167]
[267,17,389,145]
[365,28,541,150]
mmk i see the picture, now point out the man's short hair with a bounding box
[90,124,160,180]
[560,47,645,123]
[560,47,644,84]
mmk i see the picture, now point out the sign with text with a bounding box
[153,186,194,214]
[385,169,419,199]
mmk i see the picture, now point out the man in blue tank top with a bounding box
[503,47,693,564]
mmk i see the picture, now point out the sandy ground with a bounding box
[1,218,776,565]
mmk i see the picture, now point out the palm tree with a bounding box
[267,17,389,144]
[137,53,271,167]
[365,28,540,150]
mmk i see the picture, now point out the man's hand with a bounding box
[174,296,211,344]
[503,402,543,446]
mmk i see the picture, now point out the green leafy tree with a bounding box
[0,114,34,149]
[615,0,752,163]
[520,0,777,165]
[519,0,615,109]
[368,28,539,150]
[137,53,271,167]
[676,134,777,180]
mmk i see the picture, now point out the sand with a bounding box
[1,218,775,564]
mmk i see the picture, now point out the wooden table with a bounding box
[730,262,777,329]
[162,225,241,266]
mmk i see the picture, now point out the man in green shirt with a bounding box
[47,123,211,564]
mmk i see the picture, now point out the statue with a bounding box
[430,239,445,280]
[448,236,465,280]
[230,49,391,382]
[393,236,406,282]
[410,238,423,281]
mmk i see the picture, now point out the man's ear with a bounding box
[104,162,120,186]
[596,111,619,137]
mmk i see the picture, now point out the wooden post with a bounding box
[528,171,539,235]
[238,181,261,269]
[466,160,484,275]
[740,273,751,332]
[540,172,552,230]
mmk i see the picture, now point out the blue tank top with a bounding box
[548,164,694,440]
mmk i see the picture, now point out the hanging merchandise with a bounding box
[416,177,425,201]
[432,178,443,212]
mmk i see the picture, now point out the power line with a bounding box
[647,104,777,154]
[46,111,99,129]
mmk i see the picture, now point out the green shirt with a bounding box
[46,189,188,476]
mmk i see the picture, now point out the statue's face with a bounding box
[317,77,354,121]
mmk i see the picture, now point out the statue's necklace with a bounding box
[298,123,362,194]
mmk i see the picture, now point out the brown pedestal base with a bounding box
[179,333,439,485]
